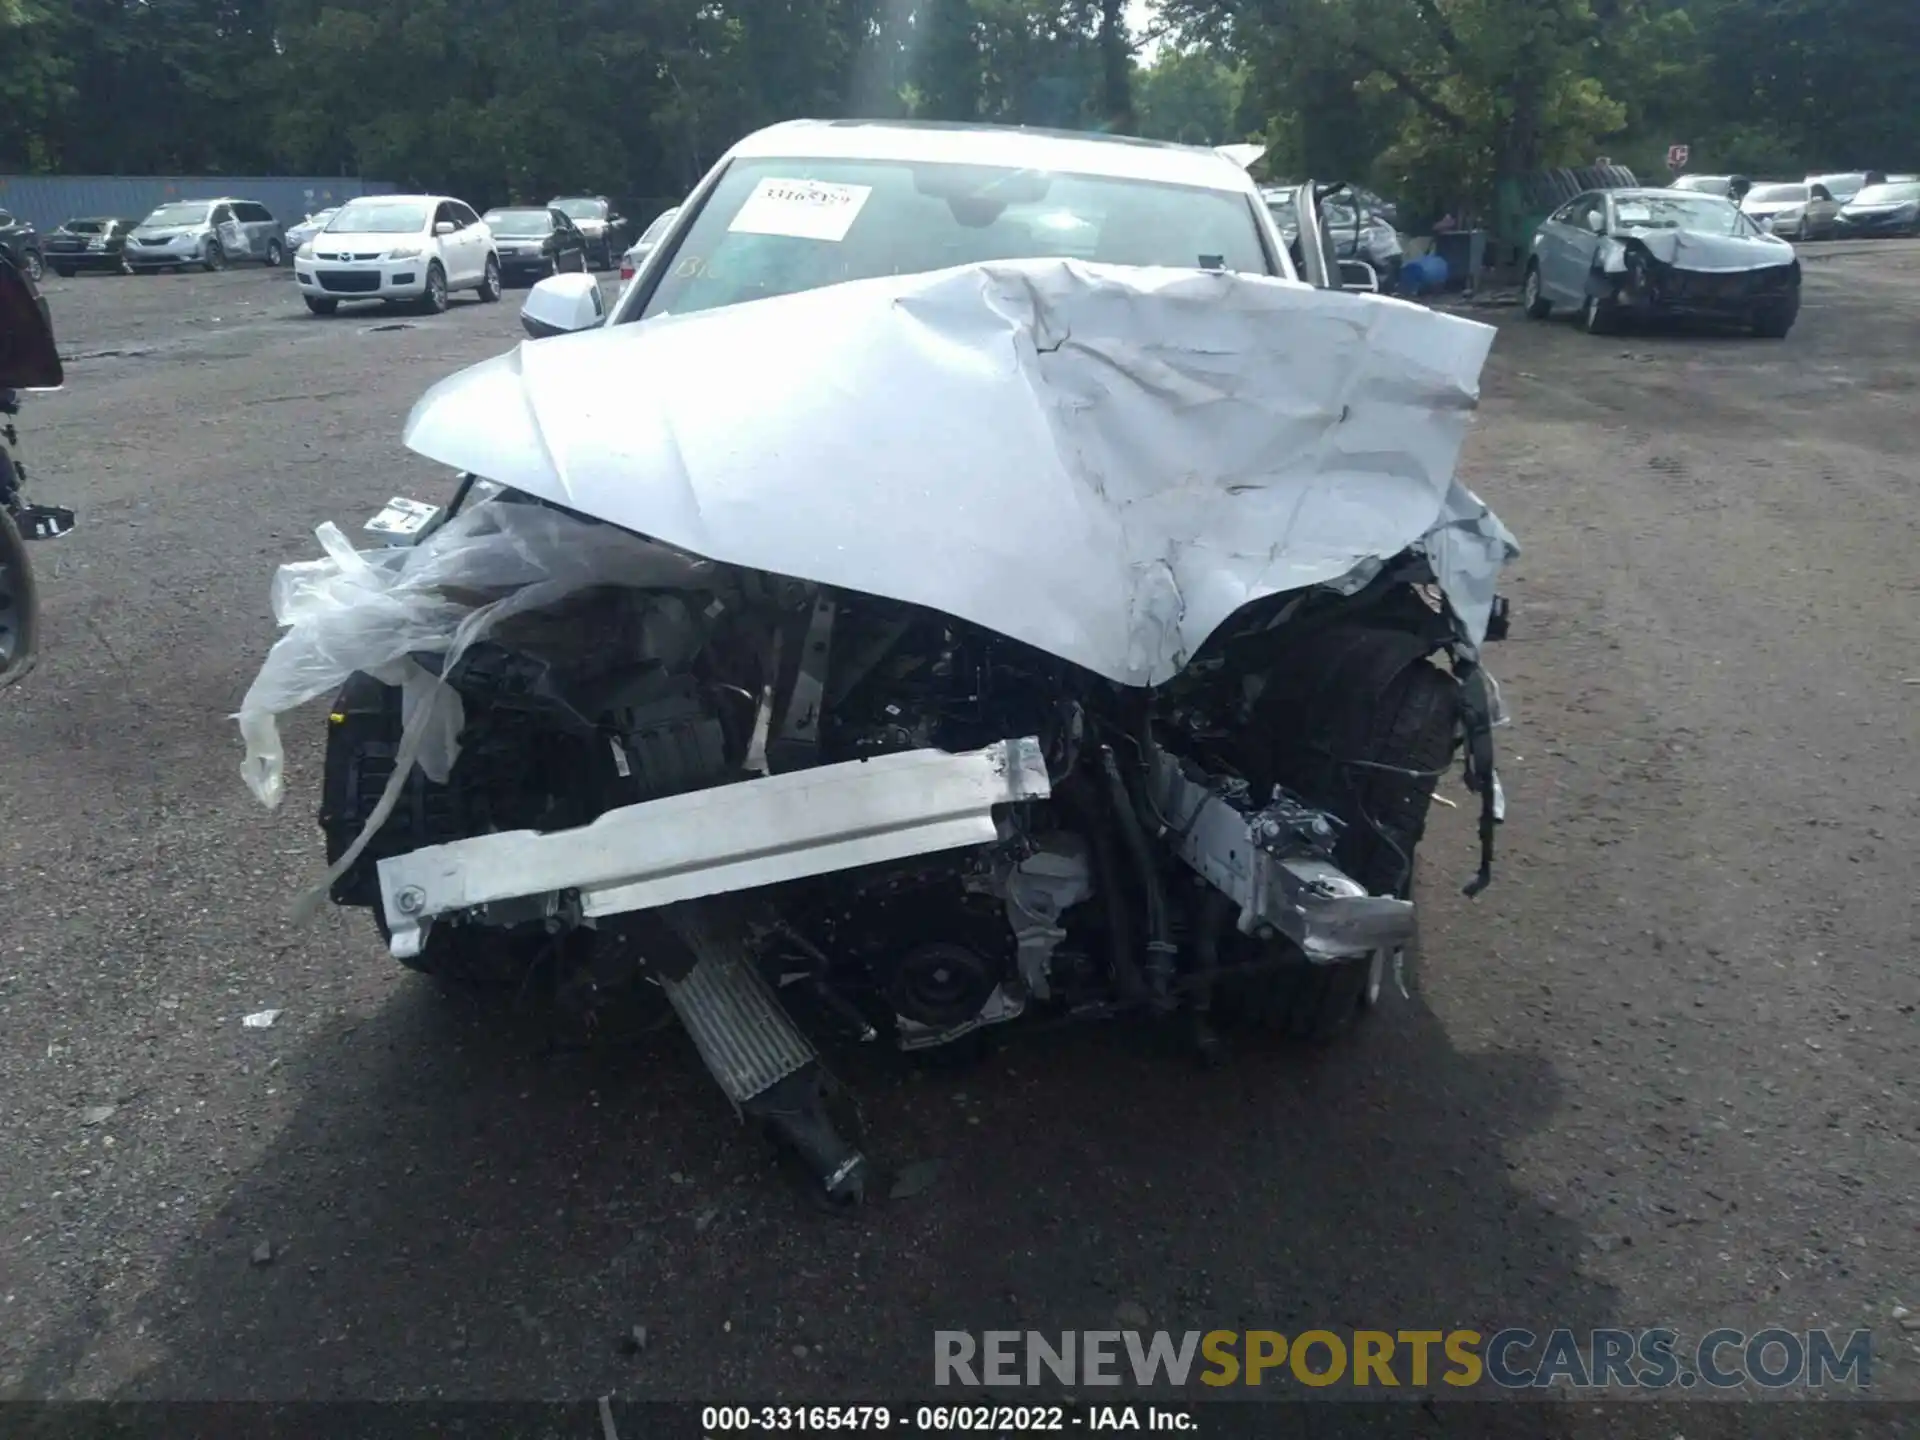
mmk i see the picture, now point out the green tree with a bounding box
[1133,45,1245,146]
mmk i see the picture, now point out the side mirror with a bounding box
[1337,259,1380,293]
[521,272,605,338]
[434,220,456,236]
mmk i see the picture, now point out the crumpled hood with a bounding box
[402,258,1516,687]
[1621,227,1795,272]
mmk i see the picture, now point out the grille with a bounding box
[317,269,380,293]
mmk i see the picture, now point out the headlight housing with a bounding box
[386,244,424,260]
[297,240,314,259]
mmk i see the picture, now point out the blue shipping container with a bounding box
[0,174,397,233]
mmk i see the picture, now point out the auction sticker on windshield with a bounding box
[727,178,873,242]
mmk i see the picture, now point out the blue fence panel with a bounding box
[0,175,397,232]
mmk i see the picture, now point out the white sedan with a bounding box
[294,195,502,315]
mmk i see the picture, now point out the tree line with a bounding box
[2,0,1913,220]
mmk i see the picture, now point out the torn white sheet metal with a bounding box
[1213,143,1267,170]
[375,738,1052,959]
[402,257,1514,686]
[234,500,717,812]
[1618,226,1796,272]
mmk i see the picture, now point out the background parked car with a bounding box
[547,195,626,268]
[1524,187,1799,337]
[127,198,287,272]
[294,194,501,315]
[284,208,339,253]
[44,218,138,276]
[618,205,680,281]
[482,206,589,284]
[1834,179,1920,237]
[1805,172,1869,204]
[1322,196,1405,289]
[1740,181,1841,240]
[1671,174,1734,195]
[0,211,44,282]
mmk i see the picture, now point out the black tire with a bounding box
[0,505,39,689]
[1522,262,1551,319]
[371,907,552,991]
[1581,290,1618,335]
[22,249,44,283]
[418,262,448,314]
[265,237,285,267]
[1751,301,1796,338]
[51,265,74,279]
[202,240,225,273]
[1217,630,1458,1042]
[478,255,502,303]
[304,295,338,315]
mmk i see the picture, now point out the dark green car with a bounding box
[45,217,139,276]
[481,207,592,285]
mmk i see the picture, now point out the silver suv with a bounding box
[127,198,288,272]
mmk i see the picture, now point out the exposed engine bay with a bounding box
[301,485,1508,1205]
[237,256,1518,1205]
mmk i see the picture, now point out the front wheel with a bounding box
[202,241,226,273]
[1581,290,1618,335]
[478,255,502,303]
[1751,300,1797,339]
[1218,632,1458,1043]
[22,249,44,283]
[1522,263,1551,319]
[0,506,40,689]
[303,295,338,316]
[418,263,449,314]
[265,238,285,267]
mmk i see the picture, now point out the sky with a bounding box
[1129,0,1164,62]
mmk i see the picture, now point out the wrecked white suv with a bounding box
[239,122,1517,1206]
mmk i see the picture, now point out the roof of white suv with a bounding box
[730,119,1260,193]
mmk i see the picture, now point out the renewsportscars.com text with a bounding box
[933,1327,1872,1391]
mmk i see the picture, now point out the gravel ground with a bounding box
[1,246,1916,1415]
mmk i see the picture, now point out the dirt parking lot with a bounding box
[1,246,1916,1414]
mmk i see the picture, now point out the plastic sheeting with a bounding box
[236,503,715,888]
[402,257,1515,688]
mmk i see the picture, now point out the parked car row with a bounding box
[5,190,637,318]
[1674,170,1919,239]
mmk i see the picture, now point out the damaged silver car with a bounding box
[1524,187,1801,337]
[238,121,1518,1206]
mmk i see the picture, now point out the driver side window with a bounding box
[213,204,235,226]
[433,202,456,232]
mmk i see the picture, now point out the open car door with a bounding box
[1289,181,1333,289]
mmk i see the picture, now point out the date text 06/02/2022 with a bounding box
[700,1405,1194,1432]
